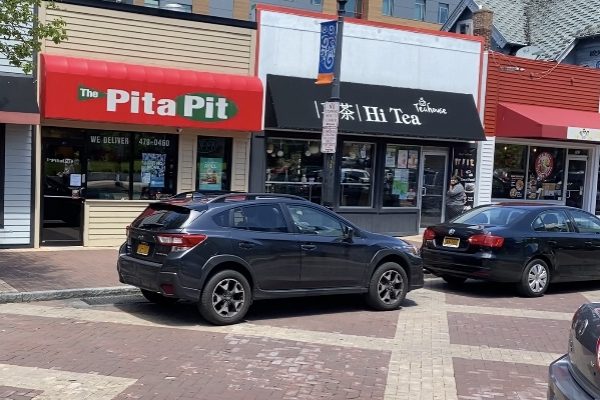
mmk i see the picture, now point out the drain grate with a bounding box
[81,294,146,306]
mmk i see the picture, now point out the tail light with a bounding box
[423,228,436,241]
[156,233,207,252]
[468,233,504,248]
[126,226,132,245]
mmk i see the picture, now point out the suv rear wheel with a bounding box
[366,262,408,311]
[140,289,178,305]
[199,270,252,325]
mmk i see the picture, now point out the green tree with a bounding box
[0,0,67,74]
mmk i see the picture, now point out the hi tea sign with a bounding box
[321,101,339,153]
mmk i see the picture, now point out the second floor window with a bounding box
[414,0,426,21]
[438,2,449,23]
[382,0,394,16]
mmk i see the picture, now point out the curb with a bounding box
[0,286,141,304]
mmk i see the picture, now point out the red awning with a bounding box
[41,54,263,131]
[497,102,600,141]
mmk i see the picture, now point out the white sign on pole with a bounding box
[321,101,339,153]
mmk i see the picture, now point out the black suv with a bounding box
[118,193,423,325]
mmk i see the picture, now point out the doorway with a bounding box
[41,139,85,245]
[420,151,449,228]
[565,155,587,209]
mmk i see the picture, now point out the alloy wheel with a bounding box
[377,270,404,304]
[212,278,245,318]
[528,263,548,293]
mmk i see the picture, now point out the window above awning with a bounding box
[497,102,600,141]
[266,75,485,141]
[0,75,39,125]
[41,54,263,131]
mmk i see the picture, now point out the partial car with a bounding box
[548,303,600,399]
[421,204,600,297]
[118,193,423,325]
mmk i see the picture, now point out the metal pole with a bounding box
[321,0,346,208]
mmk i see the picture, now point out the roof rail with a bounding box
[207,193,309,203]
[169,190,243,200]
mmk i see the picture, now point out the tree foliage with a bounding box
[0,0,67,74]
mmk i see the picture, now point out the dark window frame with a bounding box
[196,136,233,192]
[0,124,5,228]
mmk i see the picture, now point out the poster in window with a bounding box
[199,158,223,190]
[397,150,408,168]
[408,150,419,169]
[392,169,409,199]
[385,148,397,168]
[141,153,166,188]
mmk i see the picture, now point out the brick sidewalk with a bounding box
[0,248,122,293]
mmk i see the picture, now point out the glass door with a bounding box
[420,151,448,228]
[565,155,587,209]
[41,139,86,245]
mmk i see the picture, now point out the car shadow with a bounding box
[109,293,418,326]
[426,276,600,299]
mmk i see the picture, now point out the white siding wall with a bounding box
[476,136,495,206]
[178,135,196,193]
[1,124,32,245]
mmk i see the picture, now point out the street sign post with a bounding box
[321,101,339,154]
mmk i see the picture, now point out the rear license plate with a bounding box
[442,237,460,248]
[136,243,150,256]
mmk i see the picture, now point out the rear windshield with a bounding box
[131,203,191,230]
[452,207,527,226]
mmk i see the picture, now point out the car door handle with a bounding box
[547,240,557,246]
[239,242,255,250]
[301,244,317,251]
[585,241,593,247]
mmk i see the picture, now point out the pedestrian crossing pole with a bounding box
[321,0,346,208]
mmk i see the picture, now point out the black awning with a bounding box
[0,74,39,114]
[265,74,485,141]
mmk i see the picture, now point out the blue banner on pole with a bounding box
[316,20,337,85]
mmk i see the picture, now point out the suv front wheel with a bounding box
[199,270,252,325]
[366,262,408,311]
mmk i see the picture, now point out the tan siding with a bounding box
[42,2,255,75]
[133,0,144,6]
[192,0,209,14]
[322,0,338,15]
[231,136,250,191]
[233,0,250,20]
[84,201,151,247]
[178,134,197,193]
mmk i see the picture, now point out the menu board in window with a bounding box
[451,147,477,210]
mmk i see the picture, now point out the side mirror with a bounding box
[343,226,354,241]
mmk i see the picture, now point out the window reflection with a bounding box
[492,144,527,200]
[133,133,178,200]
[340,142,374,207]
[197,137,232,192]
[86,132,130,200]
[383,145,419,207]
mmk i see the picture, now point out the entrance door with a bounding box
[420,151,449,228]
[565,155,587,209]
[41,140,85,245]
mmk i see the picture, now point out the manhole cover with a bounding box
[81,294,146,305]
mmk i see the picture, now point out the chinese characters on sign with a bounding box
[313,101,433,126]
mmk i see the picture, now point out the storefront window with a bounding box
[526,146,565,200]
[86,132,130,200]
[197,137,232,192]
[265,138,323,203]
[383,144,419,207]
[340,142,375,207]
[492,144,527,200]
[133,133,178,199]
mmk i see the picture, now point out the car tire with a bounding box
[366,262,409,311]
[518,259,550,297]
[140,289,178,305]
[199,270,252,325]
[442,276,467,286]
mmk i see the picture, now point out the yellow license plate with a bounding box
[442,237,460,248]
[136,243,150,256]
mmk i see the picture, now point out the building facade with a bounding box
[251,7,485,235]
[0,38,39,247]
[34,0,262,247]
[476,52,600,214]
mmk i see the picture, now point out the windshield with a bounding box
[452,207,527,226]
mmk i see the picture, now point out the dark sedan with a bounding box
[421,204,600,297]
[548,303,600,399]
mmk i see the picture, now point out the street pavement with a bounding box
[1,275,598,399]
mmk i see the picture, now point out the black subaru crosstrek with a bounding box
[117,193,423,325]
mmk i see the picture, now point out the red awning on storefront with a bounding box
[497,102,600,141]
[41,54,263,131]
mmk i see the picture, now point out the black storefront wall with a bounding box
[255,75,485,235]
[0,75,39,115]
